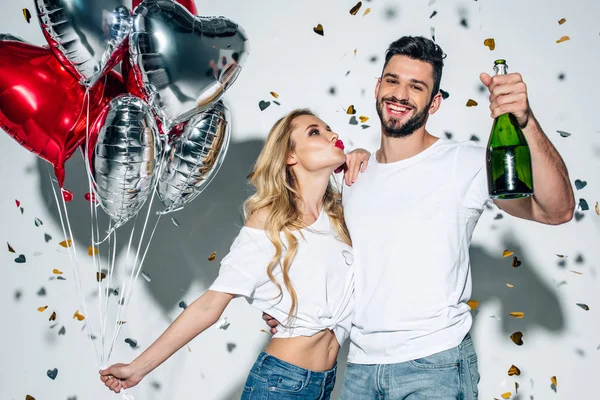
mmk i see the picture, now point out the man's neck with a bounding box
[376,129,439,164]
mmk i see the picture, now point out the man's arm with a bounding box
[480,72,575,225]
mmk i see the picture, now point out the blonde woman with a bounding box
[99,109,370,399]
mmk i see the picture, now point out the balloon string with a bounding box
[47,164,102,366]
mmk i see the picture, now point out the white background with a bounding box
[1,0,599,399]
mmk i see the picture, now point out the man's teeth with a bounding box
[387,104,410,114]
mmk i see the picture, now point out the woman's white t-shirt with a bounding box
[209,209,355,345]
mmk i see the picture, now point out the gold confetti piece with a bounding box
[117,321,127,325]
[558,18,567,25]
[346,105,356,114]
[503,249,514,257]
[23,8,32,23]
[551,376,558,387]
[208,252,217,262]
[512,256,522,268]
[483,38,496,51]
[270,91,279,99]
[38,306,48,312]
[595,201,599,215]
[556,36,570,43]
[96,272,107,282]
[508,365,521,376]
[26,396,35,400]
[49,311,56,321]
[510,312,525,318]
[501,392,511,399]
[467,300,479,310]
[510,331,524,345]
[73,310,85,321]
[506,283,514,288]
[363,8,371,16]
[576,303,589,311]
[7,242,15,253]
[359,116,369,123]
[349,1,362,15]
[313,24,324,36]
[59,239,72,248]
[466,99,478,107]
[354,49,357,57]
[53,269,63,275]
[570,270,583,275]
[88,246,98,256]
[556,254,566,258]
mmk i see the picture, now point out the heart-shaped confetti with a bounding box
[37,287,46,296]
[439,89,449,99]
[227,342,237,352]
[313,24,324,36]
[349,116,358,125]
[483,38,496,50]
[342,250,354,265]
[510,331,524,345]
[466,99,478,107]
[578,199,589,211]
[363,8,371,16]
[44,234,52,243]
[494,214,504,220]
[512,256,522,268]
[508,365,521,376]
[47,368,58,380]
[73,310,85,321]
[49,312,57,321]
[58,326,66,335]
[575,180,587,190]
[59,239,72,248]
[179,301,188,309]
[258,101,271,111]
[26,395,35,400]
[62,189,73,202]
[15,254,26,263]
[467,300,479,310]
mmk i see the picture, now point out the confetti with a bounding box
[217,317,230,330]
[73,310,85,321]
[23,8,32,23]
[270,92,279,99]
[44,234,52,243]
[353,49,357,57]
[574,211,584,221]
[570,270,582,275]
[595,202,599,215]
[208,251,217,261]
[363,8,371,16]
[430,11,437,18]
[578,199,589,211]
[313,24,324,36]
[359,116,369,123]
[62,189,73,202]
[38,306,48,312]
[47,368,58,380]
[258,100,270,111]
[53,269,63,275]
[125,338,138,348]
[512,256,522,268]
[49,311,56,321]
[7,242,15,253]
[467,300,479,310]
[466,99,478,107]
[57,276,66,281]
[509,312,524,319]
[483,38,496,50]
[37,287,46,296]
[503,250,514,257]
[84,192,97,202]
[440,89,449,99]
[557,130,571,138]
[556,36,570,43]
[141,271,152,283]
[58,326,66,335]
[349,116,358,125]
[469,135,480,142]
[15,254,26,263]
[179,301,188,309]
[576,303,589,311]
[171,217,180,227]
[574,179,587,190]
[26,396,35,400]
[515,382,519,393]
[501,392,511,399]
[494,214,503,220]
[556,254,566,258]
[34,217,43,227]
[346,105,356,115]
[508,365,521,376]
[506,283,514,288]
[88,246,99,256]
[558,18,566,25]
[445,132,453,139]
[15,199,20,207]
[227,342,237,352]
[96,272,107,282]
[117,321,127,325]
[551,376,558,389]
[510,331,524,345]
[59,239,72,248]
[349,2,362,16]
[273,101,281,106]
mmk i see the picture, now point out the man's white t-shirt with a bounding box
[342,137,491,364]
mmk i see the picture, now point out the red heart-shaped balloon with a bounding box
[0,40,125,186]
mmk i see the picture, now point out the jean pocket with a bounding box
[467,353,480,399]
[410,347,460,370]
[267,373,304,393]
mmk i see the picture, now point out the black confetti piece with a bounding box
[494,213,503,220]
[574,211,584,221]
[345,70,351,77]
[47,368,58,380]
[369,55,378,63]
[579,199,589,211]
[151,381,161,390]
[23,8,32,23]
[349,116,358,125]
[125,338,138,348]
[575,254,584,264]
[469,135,480,142]
[37,287,46,296]
[440,89,449,99]
[575,179,587,190]
[227,343,237,352]
[44,233,52,242]
[15,254,26,263]
[430,10,437,18]
[258,101,270,111]
[58,326,66,335]
[576,303,589,311]
[361,125,370,129]
[558,259,567,268]
[557,130,571,138]
[179,301,188,309]
[67,397,77,400]
[478,84,487,93]
[444,132,453,139]
[558,73,565,81]
[460,18,468,28]
[15,290,22,300]
[273,100,281,106]
[20,207,24,214]
[57,276,66,281]
[34,217,43,227]
[328,86,336,95]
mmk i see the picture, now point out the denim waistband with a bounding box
[253,350,337,380]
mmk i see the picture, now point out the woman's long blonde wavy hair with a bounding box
[243,109,352,321]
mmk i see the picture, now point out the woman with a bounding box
[99,109,370,398]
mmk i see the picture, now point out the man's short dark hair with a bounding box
[383,36,446,100]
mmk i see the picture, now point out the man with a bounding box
[266,36,574,399]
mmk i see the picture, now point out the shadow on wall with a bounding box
[36,139,565,399]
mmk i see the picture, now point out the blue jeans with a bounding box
[340,334,480,399]
[241,351,337,399]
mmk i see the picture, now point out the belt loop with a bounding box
[256,351,269,372]
[304,370,311,390]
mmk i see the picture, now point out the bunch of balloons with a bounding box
[0,0,248,226]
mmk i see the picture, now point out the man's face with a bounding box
[375,55,441,138]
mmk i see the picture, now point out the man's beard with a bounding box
[376,97,431,138]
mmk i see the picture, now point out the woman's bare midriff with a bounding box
[264,329,340,372]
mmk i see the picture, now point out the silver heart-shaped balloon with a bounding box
[129,0,249,132]
[35,0,132,87]
[92,95,162,228]
[157,100,231,214]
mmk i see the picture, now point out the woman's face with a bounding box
[287,115,346,173]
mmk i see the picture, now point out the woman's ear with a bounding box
[286,152,298,166]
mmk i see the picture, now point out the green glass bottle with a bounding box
[486,59,534,199]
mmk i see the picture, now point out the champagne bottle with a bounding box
[486,59,534,199]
